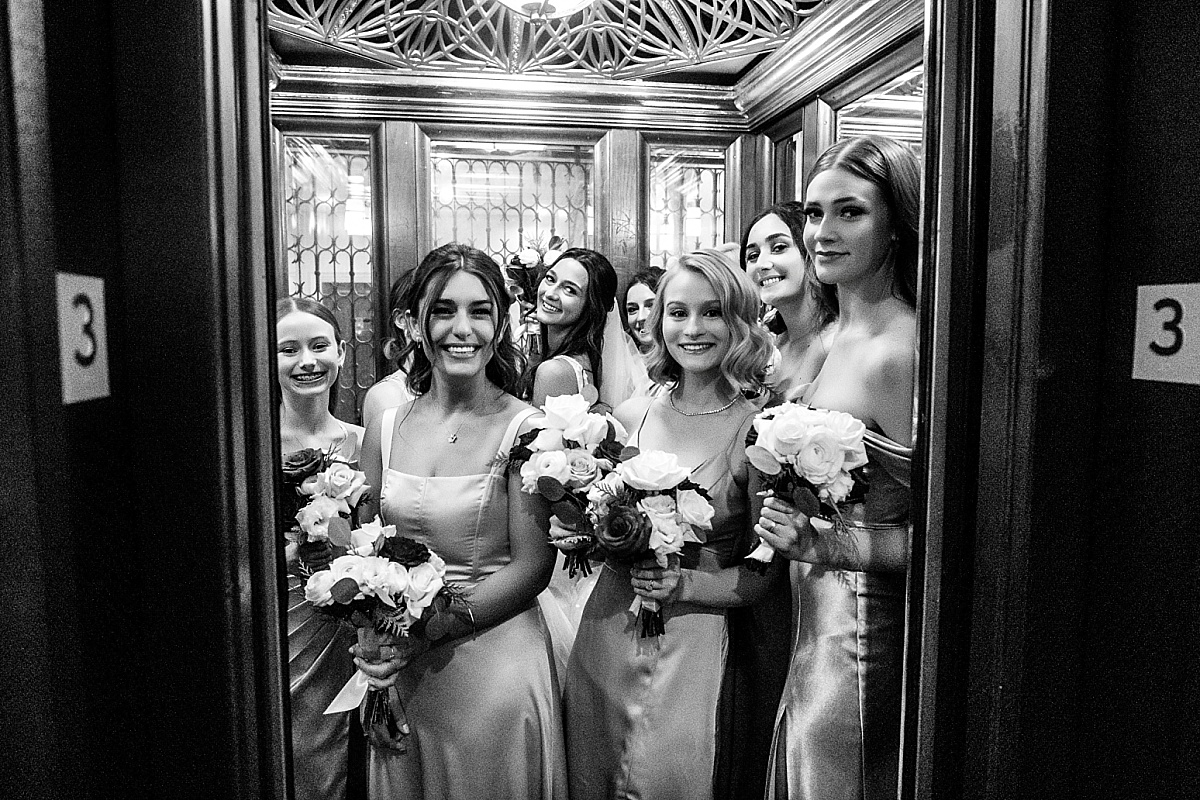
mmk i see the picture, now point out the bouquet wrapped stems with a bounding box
[356,625,410,753]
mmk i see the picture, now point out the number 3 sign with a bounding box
[1132,283,1200,386]
[55,272,111,404]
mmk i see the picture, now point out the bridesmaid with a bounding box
[355,243,566,800]
[277,296,366,800]
[741,201,838,400]
[754,135,919,800]
[362,273,415,431]
[623,265,665,354]
[563,249,784,800]
[528,246,621,408]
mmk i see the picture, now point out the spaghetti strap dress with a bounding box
[766,427,912,800]
[538,353,603,679]
[368,405,567,800]
[286,423,365,800]
[563,399,767,800]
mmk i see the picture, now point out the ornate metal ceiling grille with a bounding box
[270,0,828,80]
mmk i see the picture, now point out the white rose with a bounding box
[295,494,343,539]
[822,410,868,470]
[358,556,394,598]
[349,517,395,556]
[404,562,444,617]
[794,426,848,487]
[376,562,409,607]
[619,450,691,491]
[564,449,600,488]
[675,488,715,530]
[426,549,447,575]
[316,461,370,508]
[762,404,820,457]
[563,413,609,451]
[820,471,856,505]
[518,248,541,267]
[531,428,565,452]
[303,570,337,606]
[327,554,366,599]
[520,449,571,493]
[543,249,563,266]
[542,394,592,430]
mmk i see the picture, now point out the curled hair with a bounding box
[740,201,838,334]
[530,247,618,394]
[807,135,920,309]
[276,296,344,413]
[644,249,773,393]
[621,266,666,339]
[398,243,525,396]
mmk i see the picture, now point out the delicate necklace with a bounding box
[424,392,499,443]
[668,391,738,417]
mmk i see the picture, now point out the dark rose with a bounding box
[594,506,652,561]
[380,535,431,568]
[282,448,324,484]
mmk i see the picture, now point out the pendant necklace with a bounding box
[668,390,738,417]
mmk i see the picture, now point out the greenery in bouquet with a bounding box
[585,448,715,637]
[743,402,870,573]
[507,393,626,578]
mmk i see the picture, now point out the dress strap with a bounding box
[497,407,540,458]
[630,400,655,448]
[554,354,591,390]
[380,406,398,473]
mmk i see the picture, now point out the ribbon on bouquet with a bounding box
[628,594,665,638]
[324,670,371,715]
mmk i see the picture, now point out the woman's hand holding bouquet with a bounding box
[744,403,869,572]
[587,449,715,637]
[508,393,627,577]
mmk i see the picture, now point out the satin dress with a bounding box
[369,405,567,800]
[286,426,365,800]
[766,427,912,800]
[564,400,778,800]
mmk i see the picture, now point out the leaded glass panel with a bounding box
[429,141,593,263]
[281,134,376,424]
[648,145,726,269]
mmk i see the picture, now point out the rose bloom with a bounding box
[757,403,819,457]
[646,516,690,567]
[295,494,343,539]
[594,505,652,560]
[565,449,600,488]
[822,410,868,471]
[380,562,410,606]
[282,448,324,483]
[794,427,848,487]
[404,562,445,617]
[820,471,856,505]
[350,517,395,556]
[316,461,369,507]
[619,450,691,491]
[563,413,609,451]
[542,393,592,431]
[518,248,541,267]
[521,449,571,493]
[675,488,715,530]
[531,428,565,452]
[327,554,367,599]
[381,535,432,568]
[304,570,337,606]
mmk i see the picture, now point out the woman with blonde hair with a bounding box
[564,248,786,800]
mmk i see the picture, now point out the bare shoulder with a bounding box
[532,357,580,402]
[499,394,542,435]
[614,395,654,434]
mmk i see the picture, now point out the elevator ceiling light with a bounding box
[496,0,595,20]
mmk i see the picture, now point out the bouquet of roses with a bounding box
[508,393,626,578]
[280,447,370,567]
[308,517,467,752]
[585,449,715,637]
[743,402,870,573]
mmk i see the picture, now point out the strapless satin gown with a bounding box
[286,434,364,800]
[767,428,912,800]
[369,406,567,800]
[564,403,786,800]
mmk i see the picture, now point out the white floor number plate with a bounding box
[1132,283,1200,386]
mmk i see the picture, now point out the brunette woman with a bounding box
[754,135,919,800]
[356,243,565,800]
[277,296,366,800]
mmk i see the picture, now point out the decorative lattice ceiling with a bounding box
[270,0,830,81]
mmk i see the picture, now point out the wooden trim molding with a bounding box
[737,0,925,129]
[271,66,747,133]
